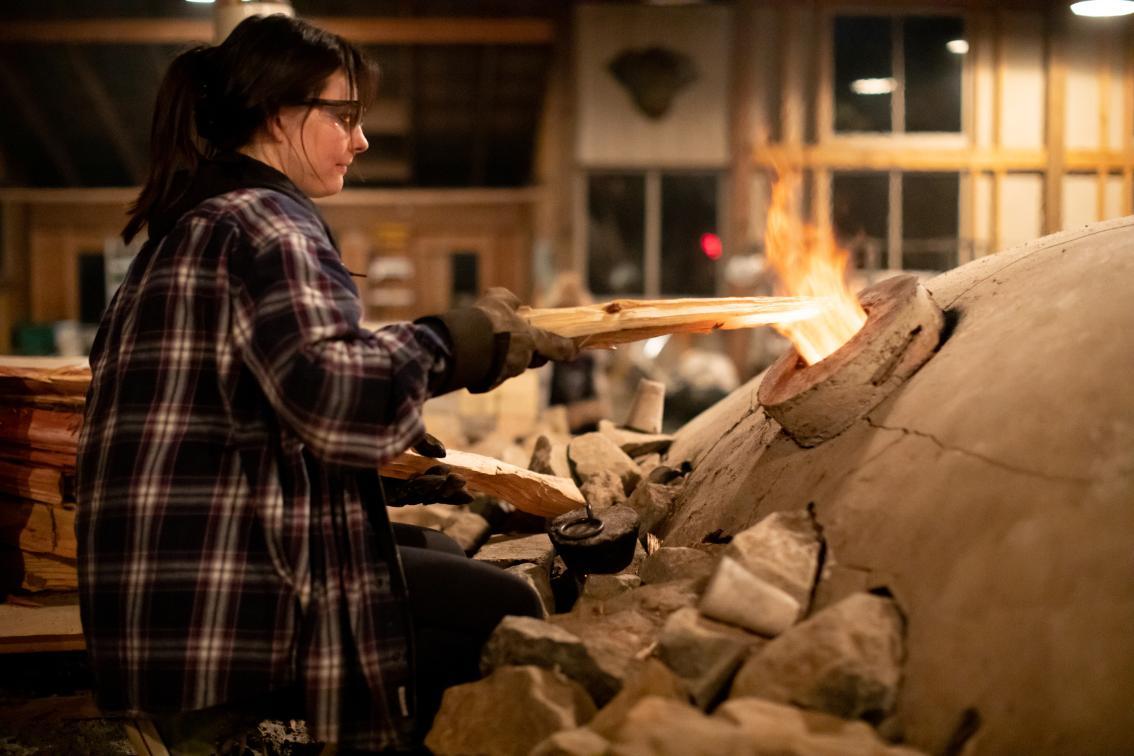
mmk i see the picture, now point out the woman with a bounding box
[76,14,575,753]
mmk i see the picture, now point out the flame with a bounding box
[765,174,867,365]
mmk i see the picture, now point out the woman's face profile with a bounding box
[274,70,369,198]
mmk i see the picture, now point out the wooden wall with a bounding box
[0,187,539,354]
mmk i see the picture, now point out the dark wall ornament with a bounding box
[607,46,699,120]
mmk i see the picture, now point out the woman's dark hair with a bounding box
[123,14,378,242]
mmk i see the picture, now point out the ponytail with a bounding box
[122,15,379,243]
[122,46,213,243]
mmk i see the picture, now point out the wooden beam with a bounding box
[0,59,81,185]
[1125,23,1134,215]
[66,47,145,184]
[755,144,1048,172]
[1043,8,1067,234]
[0,17,555,45]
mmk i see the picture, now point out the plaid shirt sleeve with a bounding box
[228,192,448,469]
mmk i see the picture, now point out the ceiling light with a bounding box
[946,39,969,54]
[1070,0,1134,17]
[850,78,897,96]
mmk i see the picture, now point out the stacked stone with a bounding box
[422,381,921,756]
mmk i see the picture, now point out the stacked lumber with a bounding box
[0,358,87,594]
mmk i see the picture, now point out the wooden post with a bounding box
[1043,8,1067,235]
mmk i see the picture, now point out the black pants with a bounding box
[391,523,543,737]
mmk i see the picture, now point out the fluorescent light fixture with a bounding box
[850,77,897,95]
[946,39,970,54]
[1070,0,1134,16]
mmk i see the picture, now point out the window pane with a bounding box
[832,173,889,271]
[903,173,959,271]
[587,174,645,295]
[661,173,719,297]
[835,16,893,133]
[904,17,965,133]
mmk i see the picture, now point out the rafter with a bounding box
[0,17,554,46]
[66,47,145,184]
[0,59,81,185]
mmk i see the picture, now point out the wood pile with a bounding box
[0,358,88,594]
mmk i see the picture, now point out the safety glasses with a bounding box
[300,98,364,130]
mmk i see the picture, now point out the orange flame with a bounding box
[765,174,867,365]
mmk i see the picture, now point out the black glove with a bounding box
[418,287,578,395]
[383,463,473,506]
[381,433,473,506]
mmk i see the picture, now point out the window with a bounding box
[586,170,722,298]
[831,171,962,273]
[834,15,965,135]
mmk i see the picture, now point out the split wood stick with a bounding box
[0,357,91,399]
[522,295,823,350]
[380,448,583,518]
[0,500,77,560]
[0,406,83,454]
[9,550,79,592]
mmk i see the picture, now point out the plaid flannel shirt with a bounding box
[77,159,449,750]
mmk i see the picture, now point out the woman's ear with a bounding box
[263,112,289,144]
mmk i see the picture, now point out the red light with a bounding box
[700,232,723,260]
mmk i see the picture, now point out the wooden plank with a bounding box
[380,449,583,518]
[523,296,823,350]
[0,597,84,653]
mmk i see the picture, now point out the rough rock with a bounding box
[699,556,800,637]
[549,609,658,704]
[506,562,555,617]
[724,510,822,613]
[385,503,454,530]
[730,593,905,721]
[529,434,572,479]
[424,665,596,756]
[568,432,642,496]
[440,510,490,555]
[660,220,1134,754]
[474,532,556,571]
[622,378,666,434]
[587,658,688,739]
[657,607,763,709]
[626,481,678,535]
[715,697,926,755]
[529,728,611,756]
[600,579,702,627]
[638,546,717,586]
[603,696,754,755]
[481,616,621,705]
[579,469,627,510]
[581,573,641,601]
[598,418,674,457]
[634,452,663,479]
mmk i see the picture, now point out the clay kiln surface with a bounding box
[664,217,1134,755]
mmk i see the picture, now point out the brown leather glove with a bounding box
[472,287,578,390]
[420,287,578,395]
